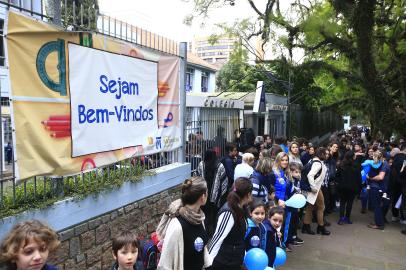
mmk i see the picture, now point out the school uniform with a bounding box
[208,203,246,270]
[263,219,282,267]
[244,218,266,251]
[43,264,60,270]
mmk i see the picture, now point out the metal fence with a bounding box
[185,107,241,174]
[0,1,184,217]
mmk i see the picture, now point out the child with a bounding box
[289,163,304,246]
[0,219,60,270]
[263,207,284,268]
[112,231,142,270]
[245,200,267,251]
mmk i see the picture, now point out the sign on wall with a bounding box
[69,44,158,157]
[7,11,181,180]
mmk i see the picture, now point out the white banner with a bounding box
[69,43,158,157]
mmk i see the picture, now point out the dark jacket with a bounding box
[392,153,406,185]
[222,155,236,190]
[336,163,362,193]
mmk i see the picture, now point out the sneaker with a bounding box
[284,244,293,252]
[295,236,304,244]
[338,217,346,225]
[400,220,406,225]
[292,236,304,246]
[361,209,367,214]
[402,230,406,235]
[345,217,353,224]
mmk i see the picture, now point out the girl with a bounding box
[263,207,284,268]
[336,151,362,225]
[0,220,60,270]
[157,177,210,270]
[208,177,253,270]
[196,149,228,237]
[245,200,267,251]
[288,142,303,166]
[289,163,304,246]
[271,152,294,251]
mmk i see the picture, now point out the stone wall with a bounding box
[48,185,181,270]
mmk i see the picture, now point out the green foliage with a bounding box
[60,0,99,30]
[0,163,148,219]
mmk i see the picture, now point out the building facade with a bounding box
[186,52,218,93]
[190,36,237,69]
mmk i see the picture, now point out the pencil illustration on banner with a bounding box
[41,115,71,139]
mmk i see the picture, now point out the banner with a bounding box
[6,12,181,180]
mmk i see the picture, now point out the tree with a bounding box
[185,0,406,137]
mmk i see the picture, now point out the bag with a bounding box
[300,160,322,192]
[139,238,160,270]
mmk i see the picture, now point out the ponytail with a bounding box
[227,177,253,226]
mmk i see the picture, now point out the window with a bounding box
[201,71,209,92]
[1,97,9,106]
[0,19,4,66]
[186,68,194,92]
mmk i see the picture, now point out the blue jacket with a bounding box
[272,170,292,202]
[263,219,281,267]
[244,218,266,251]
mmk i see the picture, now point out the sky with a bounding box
[98,0,269,42]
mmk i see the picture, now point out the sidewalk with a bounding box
[280,200,406,270]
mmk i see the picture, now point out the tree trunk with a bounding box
[352,0,392,138]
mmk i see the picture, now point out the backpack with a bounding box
[300,160,322,192]
[139,239,160,270]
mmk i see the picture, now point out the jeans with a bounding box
[370,187,384,228]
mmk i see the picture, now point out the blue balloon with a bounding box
[285,193,306,208]
[274,247,286,267]
[244,248,268,270]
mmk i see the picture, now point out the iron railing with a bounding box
[0,1,183,217]
[185,107,241,174]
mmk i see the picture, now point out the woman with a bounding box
[325,142,339,214]
[367,151,390,230]
[208,177,253,270]
[271,152,294,250]
[157,177,210,270]
[288,141,303,166]
[196,149,228,236]
[336,151,362,224]
[302,147,331,235]
[251,157,274,203]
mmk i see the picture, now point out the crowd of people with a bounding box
[1,130,405,270]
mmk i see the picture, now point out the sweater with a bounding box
[244,218,266,251]
[157,218,211,270]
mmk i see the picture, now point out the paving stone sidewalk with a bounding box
[280,200,406,270]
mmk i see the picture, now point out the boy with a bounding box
[263,207,284,267]
[112,231,143,270]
